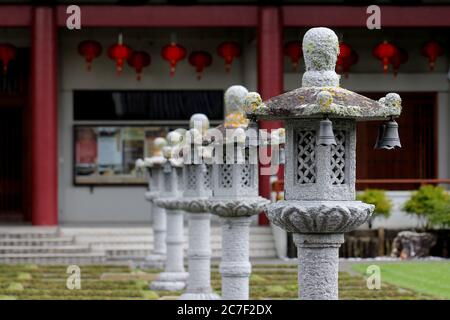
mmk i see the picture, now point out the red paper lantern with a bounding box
[77,40,102,71]
[127,51,151,81]
[336,42,353,75]
[0,43,16,74]
[373,41,397,73]
[108,42,132,75]
[421,40,444,71]
[161,43,187,76]
[188,51,212,80]
[283,41,302,71]
[390,47,408,77]
[340,50,359,78]
[217,41,241,73]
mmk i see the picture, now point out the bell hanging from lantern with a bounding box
[373,123,385,149]
[374,118,401,150]
[317,117,337,146]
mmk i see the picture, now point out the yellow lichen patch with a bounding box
[224,111,249,129]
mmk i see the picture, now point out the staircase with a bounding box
[0,225,277,264]
[0,227,105,264]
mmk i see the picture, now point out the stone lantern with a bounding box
[151,131,188,291]
[205,85,270,300]
[136,137,168,268]
[248,27,402,300]
[177,114,221,300]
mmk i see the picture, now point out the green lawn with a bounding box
[0,263,442,300]
[352,261,450,299]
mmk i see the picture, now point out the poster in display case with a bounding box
[73,125,172,185]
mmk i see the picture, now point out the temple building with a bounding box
[0,1,449,231]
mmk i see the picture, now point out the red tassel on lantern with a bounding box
[373,41,397,74]
[77,40,102,71]
[161,43,187,76]
[421,40,444,71]
[0,43,17,74]
[283,41,302,72]
[217,41,241,73]
[188,51,212,80]
[336,42,352,75]
[108,34,132,76]
[127,51,151,81]
[390,47,408,77]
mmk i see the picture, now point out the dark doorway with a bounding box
[0,108,25,222]
[0,48,30,223]
[356,92,437,190]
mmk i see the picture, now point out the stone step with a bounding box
[80,233,272,246]
[60,226,273,236]
[0,227,59,239]
[106,247,277,260]
[0,237,75,246]
[0,252,106,265]
[0,245,92,254]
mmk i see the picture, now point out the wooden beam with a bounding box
[56,5,258,27]
[0,5,32,27]
[283,5,450,28]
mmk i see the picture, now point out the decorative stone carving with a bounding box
[136,138,168,268]
[249,27,402,300]
[178,114,220,300]
[266,200,374,234]
[207,198,269,218]
[205,86,276,300]
[150,133,187,292]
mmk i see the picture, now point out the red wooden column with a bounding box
[30,6,58,225]
[257,7,284,225]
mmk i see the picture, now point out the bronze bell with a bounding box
[317,117,337,146]
[376,119,401,150]
[373,123,386,149]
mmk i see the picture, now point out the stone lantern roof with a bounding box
[248,27,402,121]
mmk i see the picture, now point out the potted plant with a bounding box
[356,189,392,229]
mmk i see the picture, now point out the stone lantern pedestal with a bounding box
[204,85,271,300]
[177,114,220,300]
[143,166,166,268]
[150,136,188,292]
[207,199,268,300]
[248,27,402,299]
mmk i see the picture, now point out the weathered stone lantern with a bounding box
[248,27,403,300]
[205,85,270,300]
[136,137,168,268]
[151,131,188,291]
[177,114,221,300]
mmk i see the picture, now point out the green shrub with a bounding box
[403,185,450,229]
[7,283,24,291]
[17,273,32,281]
[357,189,392,228]
[141,290,159,300]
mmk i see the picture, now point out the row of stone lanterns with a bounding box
[137,27,402,300]
[137,84,277,299]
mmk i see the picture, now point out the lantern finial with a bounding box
[302,27,340,87]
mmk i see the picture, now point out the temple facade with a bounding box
[0,3,448,227]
